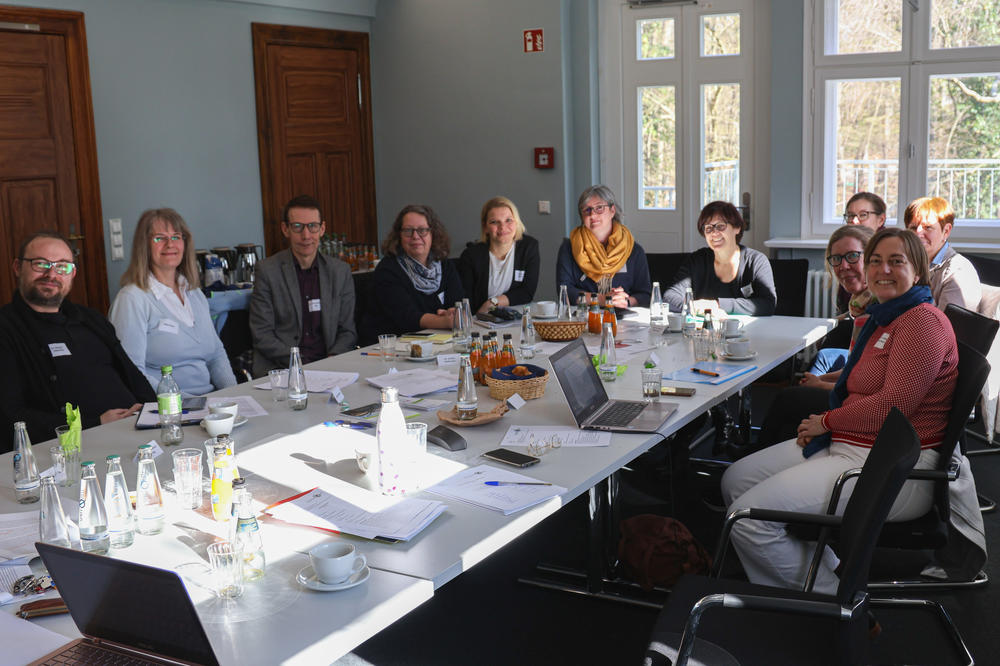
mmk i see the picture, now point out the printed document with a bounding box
[426,464,565,515]
[254,370,359,393]
[500,426,611,448]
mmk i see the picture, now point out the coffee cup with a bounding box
[204,412,235,437]
[666,312,683,332]
[725,337,752,357]
[410,340,433,358]
[209,401,239,418]
[723,319,744,337]
[535,301,556,317]
[309,542,366,584]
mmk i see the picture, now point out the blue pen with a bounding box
[324,420,374,430]
[484,481,552,486]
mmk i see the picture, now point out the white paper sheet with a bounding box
[206,395,268,417]
[0,608,71,662]
[254,370,360,393]
[499,426,611,448]
[0,512,40,562]
[425,464,565,515]
[366,368,458,397]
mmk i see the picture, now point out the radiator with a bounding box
[805,269,837,318]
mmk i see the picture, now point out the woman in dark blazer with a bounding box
[458,196,540,313]
[361,204,465,339]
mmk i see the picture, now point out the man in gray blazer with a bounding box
[250,195,357,376]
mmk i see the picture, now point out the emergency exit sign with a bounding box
[523,29,544,52]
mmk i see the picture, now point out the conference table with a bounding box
[0,311,833,664]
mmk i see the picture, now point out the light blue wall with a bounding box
[769,0,804,240]
[3,0,371,301]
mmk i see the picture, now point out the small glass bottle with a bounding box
[519,311,536,360]
[588,298,601,334]
[230,478,265,581]
[214,434,240,480]
[602,304,618,338]
[650,281,663,323]
[456,356,479,421]
[157,365,184,445]
[39,476,72,548]
[12,421,40,504]
[598,322,618,382]
[135,444,165,535]
[452,300,469,353]
[479,333,496,385]
[469,332,483,383]
[557,284,572,320]
[78,461,110,555]
[682,287,697,337]
[104,454,134,549]
[210,443,234,522]
[500,334,516,366]
[376,387,408,496]
[287,346,308,410]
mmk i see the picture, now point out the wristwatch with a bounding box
[490,297,499,307]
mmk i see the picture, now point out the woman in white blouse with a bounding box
[110,209,236,395]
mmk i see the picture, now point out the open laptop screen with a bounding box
[36,543,218,666]
[548,338,608,426]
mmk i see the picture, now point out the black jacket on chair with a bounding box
[457,235,540,311]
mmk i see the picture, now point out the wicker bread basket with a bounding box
[533,320,585,342]
[484,369,549,400]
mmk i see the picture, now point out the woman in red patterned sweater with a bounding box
[721,228,958,594]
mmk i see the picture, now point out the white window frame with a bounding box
[803,0,1000,244]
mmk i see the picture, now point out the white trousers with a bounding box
[720,439,938,595]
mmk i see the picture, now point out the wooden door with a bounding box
[0,7,106,312]
[252,24,377,256]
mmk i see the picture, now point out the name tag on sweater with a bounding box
[874,332,890,349]
[514,270,525,282]
[157,319,179,335]
[617,265,627,273]
[48,343,71,357]
[308,298,322,313]
[438,292,445,304]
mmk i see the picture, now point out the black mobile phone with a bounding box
[661,386,696,397]
[483,448,540,468]
[342,402,380,417]
[182,397,207,410]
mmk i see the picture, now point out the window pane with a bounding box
[638,18,675,60]
[640,86,676,209]
[931,0,1000,50]
[702,83,740,206]
[832,0,902,55]
[928,73,1000,221]
[701,13,740,56]
[831,78,900,219]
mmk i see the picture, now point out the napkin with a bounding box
[59,403,81,454]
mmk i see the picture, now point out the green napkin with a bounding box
[60,403,82,454]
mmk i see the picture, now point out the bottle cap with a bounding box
[381,386,399,402]
[161,365,172,373]
[106,454,120,462]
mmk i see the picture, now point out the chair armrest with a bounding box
[711,508,843,577]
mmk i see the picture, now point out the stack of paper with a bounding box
[426,464,565,515]
[264,487,446,542]
[367,368,458,396]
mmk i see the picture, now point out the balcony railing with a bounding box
[641,159,739,209]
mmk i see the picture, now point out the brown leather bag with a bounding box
[618,514,712,590]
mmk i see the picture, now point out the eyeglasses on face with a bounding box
[286,222,322,233]
[151,234,183,244]
[843,210,877,223]
[827,251,862,267]
[20,258,75,275]
[400,227,431,238]
[580,203,611,217]
[867,256,909,268]
[703,222,729,235]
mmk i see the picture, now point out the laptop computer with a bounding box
[548,338,677,433]
[31,542,219,666]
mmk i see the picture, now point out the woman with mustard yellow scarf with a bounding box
[555,185,652,308]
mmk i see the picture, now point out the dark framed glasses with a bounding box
[20,258,76,275]
[827,251,862,267]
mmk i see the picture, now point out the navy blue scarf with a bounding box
[802,284,932,457]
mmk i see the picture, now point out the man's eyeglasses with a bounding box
[400,227,431,238]
[286,222,322,233]
[151,234,183,244]
[703,222,729,235]
[20,258,76,276]
[843,210,878,224]
[581,203,611,217]
[827,251,862,267]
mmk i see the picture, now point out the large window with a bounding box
[805,0,1000,239]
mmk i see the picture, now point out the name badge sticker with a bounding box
[157,319,179,335]
[514,270,525,282]
[438,292,445,304]
[874,332,891,349]
[48,343,71,357]
[617,265,628,274]
[308,298,322,313]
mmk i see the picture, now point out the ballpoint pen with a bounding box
[483,481,552,486]
[360,352,384,357]
[691,367,720,377]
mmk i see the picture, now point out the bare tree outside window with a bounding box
[640,86,677,209]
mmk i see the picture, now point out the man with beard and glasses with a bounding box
[0,232,155,453]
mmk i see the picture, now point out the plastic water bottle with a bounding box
[376,387,408,496]
[157,365,183,445]
[135,445,165,535]
[650,281,663,323]
[12,421,40,504]
[599,322,618,382]
[230,478,265,581]
[78,461,110,555]
[104,454,134,549]
[287,347,308,410]
[39,476,72,548]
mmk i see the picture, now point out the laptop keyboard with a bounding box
[591,401,645,427]
[42,642,161,665]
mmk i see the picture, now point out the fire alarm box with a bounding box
[534,147,554,169]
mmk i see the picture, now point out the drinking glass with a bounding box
[171,448,203,510]
[207,541,244,599]
[268,369,288,402]
[693,331,713,362]
[48,446,68,487]
[53,426,80,486]
[641,367,662,400]
[378,334,398,368]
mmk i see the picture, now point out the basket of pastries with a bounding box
[484,363,549,400]
[532,320,586,342]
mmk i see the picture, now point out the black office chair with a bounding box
[770,258,809,316]
[645,409,972,666]
[645,252,688,287]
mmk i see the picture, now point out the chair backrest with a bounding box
[835,407,921,605]
[944,303,999,356]
[645,252,688,287]
[770,258,809,316]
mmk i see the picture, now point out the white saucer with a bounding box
[531,313,558,320]
[296,564,370,591]
[720,351,758,361]
[405,355,438,363]
[200,415,249,431]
